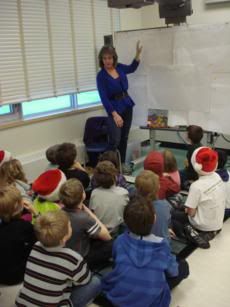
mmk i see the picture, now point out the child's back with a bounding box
[102,196,182,307]
[90,161,129,233]
[16,241,90,306]
[0,186,36,285]
[135,170,171,241]
[32,169,66,221]
[56,142,90,189]
[90,185,128,232]
[91,150,129,191]
[186,171,225,231]
[16,210,100,307]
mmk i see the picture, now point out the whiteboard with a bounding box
[115,23,230,133]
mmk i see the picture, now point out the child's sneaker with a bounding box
[184,224,210,249]
[200,231,216,242]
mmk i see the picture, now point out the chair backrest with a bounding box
[83,116,109,146]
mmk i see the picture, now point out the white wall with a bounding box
[0,108,104,157]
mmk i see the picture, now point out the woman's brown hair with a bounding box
[98,45,118,68]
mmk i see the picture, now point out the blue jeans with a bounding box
[70,275,101,307]
[107,107,133,163]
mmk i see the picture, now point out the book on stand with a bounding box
[147,109,168,128]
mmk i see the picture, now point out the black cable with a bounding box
[221,134,230,143]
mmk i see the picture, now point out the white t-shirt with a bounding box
[89,185,129,233]
[185,172,226,231]
[224,171,230,209]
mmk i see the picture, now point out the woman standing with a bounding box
[97,42,142,171]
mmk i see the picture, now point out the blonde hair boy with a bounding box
[16,210,101,307]
[59,178,112,269]
[59,178,84,209]
[34,210,71,247]
[135,170,159,201]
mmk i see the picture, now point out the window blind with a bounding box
[0,0,120,105]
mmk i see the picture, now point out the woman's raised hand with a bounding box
[135,40,143,61]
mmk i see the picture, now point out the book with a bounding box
[147,109,168,128]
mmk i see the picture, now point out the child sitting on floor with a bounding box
[16,210,101,307]
[135,170,172,242]
[91,150,129,191]
[0,185,36,285]
[60,178,112,269]
[56,142,90,189]
[45,143,60,170]
[90,161,129,235]
[0,159,32,202]
[215,149,230,218]
[163,149,181,187]
[144,151,180,199]
[32,169,66,221]
[180,125,203,189]
[101,194,189,307]
[172,147,226,248]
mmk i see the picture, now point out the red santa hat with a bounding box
[32,169,66,201]
[191,147,218,176]
[0,150,12,167]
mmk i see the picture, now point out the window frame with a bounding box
[0,90,102,127]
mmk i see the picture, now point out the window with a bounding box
[77,91,101,107]
[0,0,120,105]
[22,95,73,119]
[0,105,12,116]
[1,90,101,120]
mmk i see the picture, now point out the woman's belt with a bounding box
[111,91,128,100]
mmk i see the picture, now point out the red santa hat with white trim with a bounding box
[191,146,218,176]
[32,169,66,201]
[0,150,12,167]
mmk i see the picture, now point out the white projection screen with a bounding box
[115,23,230,133]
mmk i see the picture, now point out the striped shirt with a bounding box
[16,242,91,307]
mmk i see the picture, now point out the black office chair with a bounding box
[83,116,110,167]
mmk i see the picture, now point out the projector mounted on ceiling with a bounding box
[108,0,193,25]
[108,0,155,9]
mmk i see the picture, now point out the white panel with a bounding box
[0,0,27,104]
[116,23,230,134]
